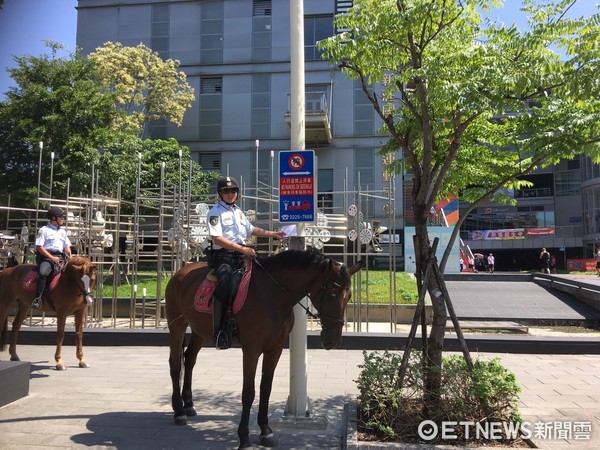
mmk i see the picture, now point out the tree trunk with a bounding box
[414,216,447,416]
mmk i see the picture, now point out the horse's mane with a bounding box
[68,255,90,266]
[257,249,333,272]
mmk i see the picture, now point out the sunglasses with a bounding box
[220,188,239,194]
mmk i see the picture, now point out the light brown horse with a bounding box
[0,256,97,370]
[166,249,362,449]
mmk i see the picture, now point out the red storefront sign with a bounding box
[567,259,596,272]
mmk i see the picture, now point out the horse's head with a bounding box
[310,258,363,350]
[65,256,97,305]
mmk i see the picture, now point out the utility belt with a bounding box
[207,247,245,269]
[35,250,67,268]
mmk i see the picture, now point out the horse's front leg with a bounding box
[74,307,89,368]
[257,348,283,447]
[181,332,203,417]
[169,322,187,425]
[8,302,30,361]
[238,353,260,449]
[55,313,67,370]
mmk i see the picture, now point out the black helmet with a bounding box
[217,176,239,192]
[47,206,65,220]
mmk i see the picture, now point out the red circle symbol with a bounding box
[288,153,305,170]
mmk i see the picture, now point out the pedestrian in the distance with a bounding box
[540,248,551,274]
[487,253,495,273]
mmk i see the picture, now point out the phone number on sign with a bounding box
[281,214,313,221]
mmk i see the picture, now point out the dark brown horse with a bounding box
[0,256,97,370]
[166,249,362,449]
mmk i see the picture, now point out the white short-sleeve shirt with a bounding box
[35,223,72,252]
[207,201,254,249]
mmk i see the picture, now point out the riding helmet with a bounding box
[217,176,239,192]
[47,206,65,220]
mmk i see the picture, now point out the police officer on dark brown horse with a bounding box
[32,206,72,309]
[207,176,284,349]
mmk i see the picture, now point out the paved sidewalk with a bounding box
[1,345,600,449]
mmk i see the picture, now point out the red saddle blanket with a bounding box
[193,265,252,314]
[22,270,62,293]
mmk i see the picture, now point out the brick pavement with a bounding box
[1,346,600,449]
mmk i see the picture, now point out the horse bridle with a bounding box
[253,257,347,328]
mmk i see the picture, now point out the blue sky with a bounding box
[0,0,78,99]
[0,0,597,100]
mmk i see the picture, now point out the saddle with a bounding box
[193,263,252,315]
[22,269,62,294]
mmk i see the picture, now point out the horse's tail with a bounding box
[0,316,7,352]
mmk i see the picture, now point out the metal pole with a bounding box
[286,0,309,418]
[36,141,43,227]
[255,139,259,212]
[49,152,55,200]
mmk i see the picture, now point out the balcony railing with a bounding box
[284,91,332,143]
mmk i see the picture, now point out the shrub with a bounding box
[355,350,524,445]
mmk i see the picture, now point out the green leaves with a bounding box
[321,0,599,218]
[88,42,195,134]
[0,41,203,208]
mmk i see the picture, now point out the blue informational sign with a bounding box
[279,150,316,223]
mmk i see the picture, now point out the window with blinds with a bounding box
[199,76,222,139]
[253,0,271,16]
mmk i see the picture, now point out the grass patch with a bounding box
[100,270,419,305]
[101,271,169,298]
[355,271,418,304]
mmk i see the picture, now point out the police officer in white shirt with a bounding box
[32,206,72,309]
[207,176,284,349]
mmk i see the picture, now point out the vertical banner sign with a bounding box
[279,150,315,223]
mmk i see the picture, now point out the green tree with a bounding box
[320,0,599,413]
[0,42,206,214]
[96,137,218,213]
[88,42,195,135]
[0,42,126,206]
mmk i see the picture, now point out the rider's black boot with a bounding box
[213,299,229,350]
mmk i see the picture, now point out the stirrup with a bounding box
[214,330,229,350]
[31,297,42,310]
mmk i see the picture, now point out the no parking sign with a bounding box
[279,150,316,223]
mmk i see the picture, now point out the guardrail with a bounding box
[532,273,600,312]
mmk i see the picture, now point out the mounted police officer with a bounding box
[207,176,284,349]
[32,206,72,309]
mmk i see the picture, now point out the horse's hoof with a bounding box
[183,406,197,417]
[238,441,253,449]
[79,361,90,368]
[56,364,67,371]
[260,432,278,447]
[174,415,187,426]
[10,355,20,362]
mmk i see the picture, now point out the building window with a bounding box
[198,152,221,172]
[318,169,333,214]
[148,119,167,140]
[201,1,223,64]
[252,1,272,61]
[199,76,222,140]
[354,79,374,135]
[252,74,271,140]
[514,173,553,198]
[304,15,333,61]
[355,148,374,216]
[335,1,353,34]
[152,4,169,59]
[556,169,581,197]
